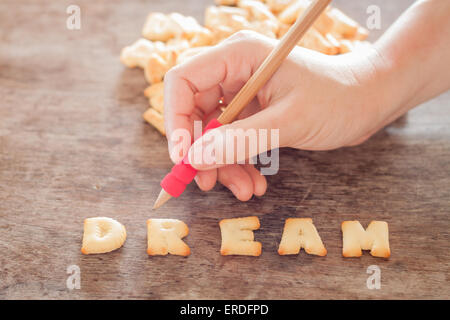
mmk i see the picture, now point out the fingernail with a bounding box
[228,183,240,196]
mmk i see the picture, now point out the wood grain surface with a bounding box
[0,0,449,299]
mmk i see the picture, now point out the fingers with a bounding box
[194,169,217,191]
[241,164,267,197]
[194,85,222,115]
[164,31,277,200]
[164,31,274,159]
[188,105,283,171]
[217,164,254,201]
[194,164,267,200]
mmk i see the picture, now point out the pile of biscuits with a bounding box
[120,0,370,135]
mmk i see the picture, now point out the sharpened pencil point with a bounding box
[153,189,172,210]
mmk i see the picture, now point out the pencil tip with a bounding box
[153,189,172,210]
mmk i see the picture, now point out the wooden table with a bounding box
[0,0,449,300]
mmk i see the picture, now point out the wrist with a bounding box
[350,45,410,133]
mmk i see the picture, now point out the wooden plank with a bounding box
[0,0,449,299]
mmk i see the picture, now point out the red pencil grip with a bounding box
[160,118,222,197]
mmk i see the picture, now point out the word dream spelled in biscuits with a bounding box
[120,0,370,135]
[81,217,390,258]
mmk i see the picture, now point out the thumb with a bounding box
[188,107,281,171]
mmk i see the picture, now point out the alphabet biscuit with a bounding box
[352,26,369,41]
[168,13,204,40]
[205,5,250,30]
[266,0,297,14]
[189,27,215,47]
[238,0,278,22]
[215,0,239,6]
[278,218,327,256]
[142,12,181,41]
[166,38,191,54]
[278,0,311,24]
[327,8,359,39]
[144,51,176,84]
[144,81,164,99]
[147,219,190,256]
[120,38,166,69]
[150,94,164,114]
[299,27,338,55]
[341,221,390,258]
[81,217,127,254]
[143,107,165,135]
[219,216,262,256]
[144,82,165,114]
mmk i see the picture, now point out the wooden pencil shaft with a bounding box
[217,0,332,125]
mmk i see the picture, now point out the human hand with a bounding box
[164,30,391,201]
